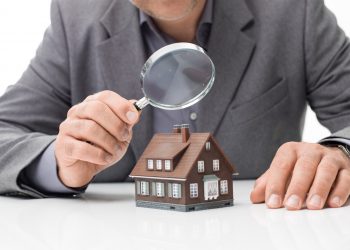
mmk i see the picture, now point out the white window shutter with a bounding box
[151,182,156,196]
[136,181,141,195]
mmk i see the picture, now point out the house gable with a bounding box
[184,136,235,204]
[186,136,235,179]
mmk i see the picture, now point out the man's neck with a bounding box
[152,1,206,43]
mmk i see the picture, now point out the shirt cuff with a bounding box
[319,137,350,146]
[20,141,86,195]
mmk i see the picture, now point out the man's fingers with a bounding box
[63,136,115,166]
[60,119,121,155]
[265,142,298,208]
[327,169,350,208]
[250,170,269,203]
[306,156,339,210]
[85,91,140,125]
[68,100,131,142]
[283,152,321,210]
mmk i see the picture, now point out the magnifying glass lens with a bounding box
[135,43,215,111]
[143,49,213,107]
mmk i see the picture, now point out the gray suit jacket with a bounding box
[0,0,350,197]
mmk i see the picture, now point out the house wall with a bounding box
[134,178,187,205]
[184,138,233,205]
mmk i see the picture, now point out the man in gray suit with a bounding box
[0,0,349,210]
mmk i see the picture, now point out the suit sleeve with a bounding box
[0,0,72,197]
[19,142,85,195]
[305,0,350,134]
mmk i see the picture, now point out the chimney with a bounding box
[181,124,190,142]
[172,124,181,133]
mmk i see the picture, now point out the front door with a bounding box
[203,175,220,200]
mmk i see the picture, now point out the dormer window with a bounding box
[147,159,154,170]
[206,142,211,151]
[198,161,205,173]
[156,160,162,170]
[213,159,220,171]
[165,160,171,171]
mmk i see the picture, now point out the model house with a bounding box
[130,124,237,212]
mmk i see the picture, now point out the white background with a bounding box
[0,0,349,141]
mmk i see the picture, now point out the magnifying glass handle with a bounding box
[134,97,149,111]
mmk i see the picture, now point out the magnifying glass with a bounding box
[134,42,215,111]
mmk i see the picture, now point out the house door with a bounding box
[203,175,220,201]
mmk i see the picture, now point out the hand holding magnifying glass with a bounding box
[134,42,215,111]
[54,42,215,189]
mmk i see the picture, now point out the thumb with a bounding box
[127,99,142,125]
[250,170,269,204]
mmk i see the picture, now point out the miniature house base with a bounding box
[136,199,233,212]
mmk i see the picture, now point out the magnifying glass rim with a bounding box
[140,42,215,110]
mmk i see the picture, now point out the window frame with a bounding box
[140,181,150,196]
[220,180,229,195]
[156,160,162,170]
[189,183,199,198]
[147,159,154,170]
[164,160,171,171]
[172,183,182,199]
[198,160,205,173]
[213,159,220,171]
[156,182,165,197]
[206,142,211,151]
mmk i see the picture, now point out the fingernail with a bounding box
[286,194,301,209]
[105,154,114,163]
[267,194,281,208]
[331,196,341,207]
[309,194,322,208]
[126,111,138,123]
[122,127,130,140]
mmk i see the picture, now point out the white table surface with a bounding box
[1,180,349,250]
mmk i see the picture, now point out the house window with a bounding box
[172,183,182,198]
[147,159,154,170]
[198,161,205,173]
[165,160,171,171]
[213,159,220,171]
[156,182,165,197]
[140,181,149,196]
[190,183,198,198]
[220,180,228,194]
[156,160,162,170]
[206,142,211,151]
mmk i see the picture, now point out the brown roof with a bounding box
[144,142,189,160]
[130,132,236,180]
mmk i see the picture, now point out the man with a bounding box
[0,0,349,211]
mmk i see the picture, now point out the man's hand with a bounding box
[55,91,140,188]
[250,142,350,210]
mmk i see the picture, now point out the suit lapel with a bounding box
[96,0,256,156]
[198,0,256,134]
[98,0,153,159]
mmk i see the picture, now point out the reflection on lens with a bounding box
[142,45,214,109]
